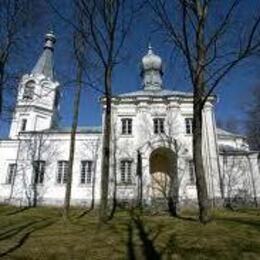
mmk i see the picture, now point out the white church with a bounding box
[0,32,259,208]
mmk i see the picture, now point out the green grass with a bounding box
[0,205,260,259]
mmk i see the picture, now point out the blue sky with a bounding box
[0,0,259,137]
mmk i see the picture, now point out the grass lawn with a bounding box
[0,205,260,259]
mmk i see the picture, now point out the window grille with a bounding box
[57,161,68,184]
[6,164,17,184]
[154,118,165,134]
[121,118,132,135]
[33,161,45,184]
[185,118,193,134]
[80,161,93,184]
[120,160,132,184]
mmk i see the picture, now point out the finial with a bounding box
[148,42,153,55]
[44,31,56,50]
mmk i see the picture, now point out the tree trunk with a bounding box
[247,156,258,208]
[63,68,82,219]
[193,99,210,223]
[193,2,210,223]
[0,61,4,116]
[167,153,178,217]
[108,130,117,220]
[99,67,112,223]
[137,151,143,209]
[218,158,225,200]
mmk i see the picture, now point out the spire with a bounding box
[31,31,56,80]
[141,44,163,91]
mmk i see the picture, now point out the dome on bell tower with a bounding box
[140,44,163,91]
[31,31,56,80]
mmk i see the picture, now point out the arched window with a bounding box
[23,81,35,100]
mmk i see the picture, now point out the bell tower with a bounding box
[9,32,60,139]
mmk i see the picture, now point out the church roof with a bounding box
[31,32,56,80]
[216,128,244,138]
[45,126,102,134]
[24,127,244,138]
[117,89,193,98]
[218,144,248,154]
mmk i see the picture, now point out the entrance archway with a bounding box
[149,147,177,199]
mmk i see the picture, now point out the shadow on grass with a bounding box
[0,219,56,258]
[0,206,31,217]
[176,215,197,222]
[5,207,31,216]
[0,219,44,241]
[127,221,136,260]
[126,210,220,260]
[0,231,31,258]
[217,216,260,230]
[76,207,95,219]
[128,212,161,260]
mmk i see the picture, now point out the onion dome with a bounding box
[141,44,163,91]
[141,44,162,71]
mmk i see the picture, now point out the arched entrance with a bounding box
[149,147,177,200]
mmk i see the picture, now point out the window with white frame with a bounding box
[188,160,195,185]
[33,161,45,184]
[80,161,93,184]
[185,118,193,134]
[23,81,35,100]
[6,163,17,184]
[57,161,68,184]
[121,118,132,135]
[120,160,133,184]
[154,118,165,134]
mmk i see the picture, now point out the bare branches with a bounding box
[149,0,260,102]
[181,1,195,85]
[205,0,240,53]
[149,1,188,59]
[202,14,260,105]
[244,84,260,151]
[47,0,138,222]
[0,0,35,117]
[63,2,87,218]
[149,0,260,223]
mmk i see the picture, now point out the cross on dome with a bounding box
[148,42,153,54]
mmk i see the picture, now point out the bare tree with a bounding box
[0,0,44,120]
[44,0,141,222]
[108,121,118,220]
[245,84,260,151]
[63,6,86,219]
[247,154,258,208]
[71,0,141,223]
[149,0,260,223]
[7,131,59,207]
[221,152,257,209]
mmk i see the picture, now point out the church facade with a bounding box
[0,33,259,207]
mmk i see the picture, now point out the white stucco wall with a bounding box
[1,83,259,207]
